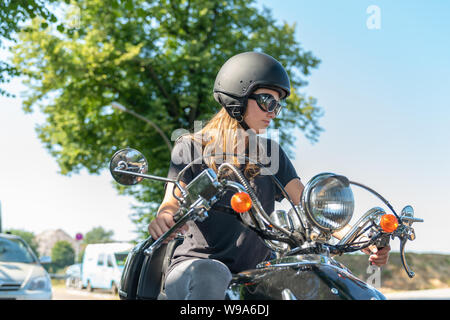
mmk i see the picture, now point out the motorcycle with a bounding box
[109,147,423,300]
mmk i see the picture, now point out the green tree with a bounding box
[76,226,114,262]
[82,226,115,244]
[51,240,75,270]
[6,229,39,257]
[5,228,39,256]
[10,0,323,239]
[0,0,59,96]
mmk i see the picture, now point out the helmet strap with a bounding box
[228,104,250,131]
[237,116,250,131]
[220,94,251,130]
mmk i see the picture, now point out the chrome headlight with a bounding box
[301,173,354,231]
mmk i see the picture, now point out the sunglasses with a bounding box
[248,93,285,116]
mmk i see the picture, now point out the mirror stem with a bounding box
[113,168,176,184]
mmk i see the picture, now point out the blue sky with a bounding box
[261,0,450,253]
[1,1,449,253]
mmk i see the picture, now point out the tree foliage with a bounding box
[51,240,75,269]
[0,0,60,96]
[5,228,39,256]
[82,226,115,244]
[11,0,323,239]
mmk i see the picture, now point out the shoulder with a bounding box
[172,134,203,157]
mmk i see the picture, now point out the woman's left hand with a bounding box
[362,244,391,266]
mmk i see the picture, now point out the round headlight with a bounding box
[301,173,354,231]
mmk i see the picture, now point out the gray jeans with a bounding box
[164,258,232,300]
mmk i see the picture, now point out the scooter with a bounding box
[109,148,423,300]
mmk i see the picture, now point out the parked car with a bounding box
[65,263,82,289]
[80,242,132,294]
[0,233,52,300]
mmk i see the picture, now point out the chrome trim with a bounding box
[337,207,386,246]
[281,288,297,300]
[217,163,298,244]
[301,173,354,232]
[256,253,345,270]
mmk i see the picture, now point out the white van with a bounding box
[80,242,133,294]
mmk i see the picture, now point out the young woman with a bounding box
[148,52,390,300]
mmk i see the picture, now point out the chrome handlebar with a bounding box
[113,163,303,258]
[338,204,423,278]
[337,207,386,246]
[110,148,424,278]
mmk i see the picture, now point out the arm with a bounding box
[147,181,189,241]
[332,225,353,241]
[283,178,304,205]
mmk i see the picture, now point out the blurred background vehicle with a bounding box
[80,242,132,295]
[0,233,52,300]
[65,263,82,289]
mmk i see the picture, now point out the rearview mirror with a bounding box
[109,148,148,185]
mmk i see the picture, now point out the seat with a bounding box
[136,237,183,299]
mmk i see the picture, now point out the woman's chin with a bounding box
[256,127,268,134]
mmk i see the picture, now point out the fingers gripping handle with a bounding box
[172,209,183,223]
[368,233,390,266]
[144,208,191,257]
[144,200,209,258]
[376,233,391,249]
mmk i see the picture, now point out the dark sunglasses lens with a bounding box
[251,94,283,115]
[264,96,282,115]
[267,99,278,112]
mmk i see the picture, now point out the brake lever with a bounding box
[399,234,415,278]
[396,218,422,278]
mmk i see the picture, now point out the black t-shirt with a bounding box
[166,135,300,274]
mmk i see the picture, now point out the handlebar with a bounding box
[336,205,423,278]
[110,148,424,279]
[144,197,210,257]
[142,174,253,258]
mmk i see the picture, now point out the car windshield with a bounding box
[114,252,129,267]
[0,237,36,263]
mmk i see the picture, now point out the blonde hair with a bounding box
[189,108,266,179]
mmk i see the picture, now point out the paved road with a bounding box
[52,286,119,300]
[52,286,450,300]
[384,288,450,300]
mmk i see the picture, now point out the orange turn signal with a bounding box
[230,192,252,213]
[380,214,399,233]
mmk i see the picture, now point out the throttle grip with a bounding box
[368,233,391,267]
[172,209,183,223]
[375,233,391,249]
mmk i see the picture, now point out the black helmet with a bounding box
[213,51,290,122]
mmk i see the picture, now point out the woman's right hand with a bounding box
[148,181,189,242]
[147,211,188,242]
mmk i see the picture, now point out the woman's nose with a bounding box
[267,111,276,118]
